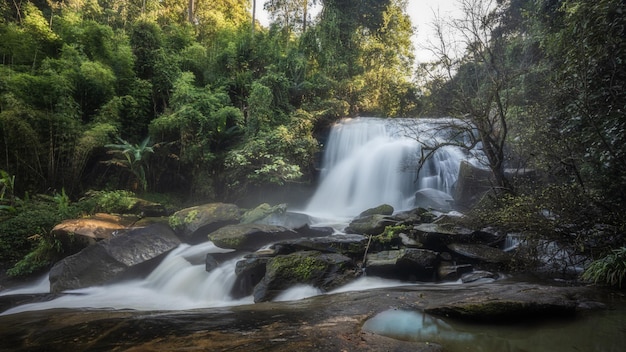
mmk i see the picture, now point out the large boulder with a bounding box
[365,248,439,281]
[169,203,241,243]
[414,188,454,211]
[453,161,494,210]
[423,282,584,322]
[396,248,440,280]
[412,223,473,250]
[358,204,394,217]
[271,234,369,258]
[230,254,271,298]
[345,214,398,235]
[50,213,131,249]
[49,223,180,293]
[208,223,300,251]
[253,251,358,302]
[240,203,287,224]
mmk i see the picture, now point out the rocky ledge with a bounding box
[0,281,608,351]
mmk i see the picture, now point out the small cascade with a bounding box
[0,274,50,296]
[1,242,252,315]
[503,233,525,251]
[305,117,470,218]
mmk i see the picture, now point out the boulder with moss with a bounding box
[169,203,241,243]
[240,203,287,224]
[253,251,358,302]
[346,214,398,235]
[271,234,368,258]
[208,223,300,251]
[358,204,394,217]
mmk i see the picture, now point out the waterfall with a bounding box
[305,117,469,218]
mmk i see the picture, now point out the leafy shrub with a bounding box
[582,247,626,288]
[0,204,72,263]
[79,189,137,213]
[6,235,63,277]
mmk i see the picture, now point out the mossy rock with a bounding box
[208,223,299,251]
[346,214,398,235]
[358,204,394,217]
[253,250,357,302]
[169,203,241,243]
[240,203,287,224]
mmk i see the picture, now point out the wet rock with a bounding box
[293,224,335,238]
[50,214,131,250]
[365,250,401,278]
[205,254,219,272]
[253,251,358,302]
[169,203,241,243]
[438,263,473,281]
[231,255,270,298]
[366,249,439,281]
[461,270,498,283]
[396,248,439,280]
[423,282,584,323]
[393,207,436,224]
[358,204,394,217]
[399,232,422,247]
[415,188,454,211]
[271,234,368,258]
[453,160,494,210]
[240,203,287,224]
[208,224,299,251]
[413,223,472,250]
[448,243,511,264]
[346,214,398,235]
[49,223,180,293]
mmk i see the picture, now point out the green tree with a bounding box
[541,0,626,206]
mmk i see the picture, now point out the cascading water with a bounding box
[1,241,252,315]
[305,117,470,218]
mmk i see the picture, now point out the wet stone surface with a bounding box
[0,280,605,352]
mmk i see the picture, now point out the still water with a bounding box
[362,302,626,352]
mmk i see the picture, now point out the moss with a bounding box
[215,234,243,248]
[169,208,199,229]
[269,253,327,282]
[373,224,411,246]
[184,209,199,224]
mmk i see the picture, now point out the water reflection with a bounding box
[363,307,626,352]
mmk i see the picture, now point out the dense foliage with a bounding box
[0,0,417,201]
[418,0,626,286]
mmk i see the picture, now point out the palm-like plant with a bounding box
[104,137,154,192]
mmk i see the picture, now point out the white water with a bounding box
[0,273,49,296]
[1,242,252,315]
[305,117,469,219]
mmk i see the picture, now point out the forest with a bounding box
[0,0,625,287]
